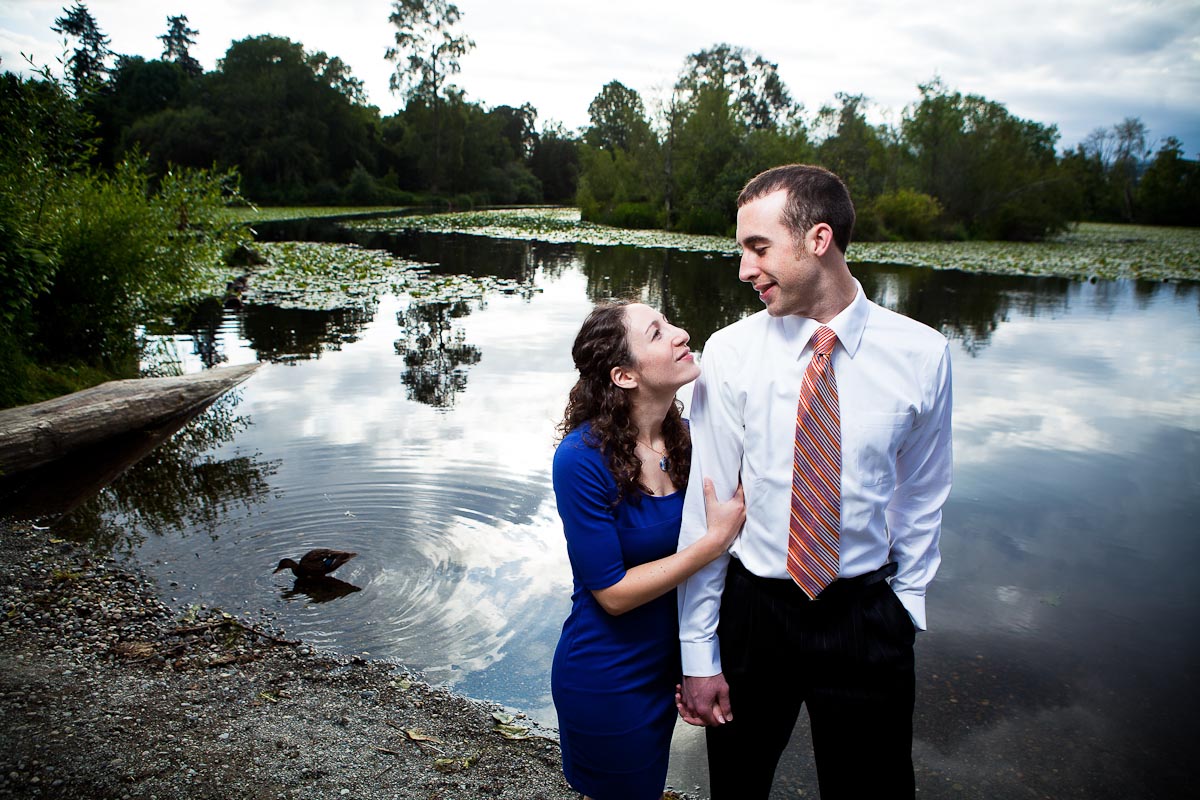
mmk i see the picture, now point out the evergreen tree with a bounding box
[51,2,111,95]
[158,14,202,79]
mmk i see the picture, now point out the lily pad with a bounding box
[354,208,1200,283]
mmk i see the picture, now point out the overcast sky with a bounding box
[2,0,1197,155]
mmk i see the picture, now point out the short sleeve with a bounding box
[553,431,627,591]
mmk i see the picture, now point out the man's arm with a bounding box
[886,342,953,630]
[678,337,744,724]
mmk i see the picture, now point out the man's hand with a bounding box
[680,673,732,727]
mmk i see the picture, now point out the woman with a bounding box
[551,301,745,800]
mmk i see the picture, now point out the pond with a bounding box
[27,213,1200,798]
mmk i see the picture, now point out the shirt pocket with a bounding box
[851,412,910,488]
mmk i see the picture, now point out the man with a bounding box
[677,164,952,798]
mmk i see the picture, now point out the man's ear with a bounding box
[610,364,638,390]
[809,222,836,257]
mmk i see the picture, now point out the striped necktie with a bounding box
[787,326,841,598]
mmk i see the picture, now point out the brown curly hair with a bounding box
[557,302,691,504]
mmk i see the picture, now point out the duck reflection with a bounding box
[281,576,363,604]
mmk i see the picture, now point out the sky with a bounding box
[2,0,1198,155]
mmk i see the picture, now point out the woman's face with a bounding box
[620,303,699,393]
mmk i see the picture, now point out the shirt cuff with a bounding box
[681,638,722,677]
[894,589,927,631]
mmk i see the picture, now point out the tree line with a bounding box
[35,2,1200,239]
[1,2,1197,407]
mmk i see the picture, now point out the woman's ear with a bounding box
[610,364,638,390]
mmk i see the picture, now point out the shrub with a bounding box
[873,189,943,241]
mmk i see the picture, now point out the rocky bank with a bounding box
[0,520,603,800]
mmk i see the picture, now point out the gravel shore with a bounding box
[0,520,594,800]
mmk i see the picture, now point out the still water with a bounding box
[48,225,1200,798]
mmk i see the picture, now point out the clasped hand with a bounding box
[676,673,732,727]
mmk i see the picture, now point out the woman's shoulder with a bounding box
[555,423,604,466]
[554,423,617,498]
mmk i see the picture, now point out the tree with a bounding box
[674,43,797,131]
[902,78,1070,239]
[1112,116,1150,222]
[815,93,892,201]
[181,35,379,202]
[52,2,111,95]
[577,82,662,227]
[159,14,202,79]
[1136,137,1200,226]
[585,81,655,152]
[386,0,475,191]
[530,122,580,203]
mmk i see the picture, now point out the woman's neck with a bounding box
[630,392,675,444]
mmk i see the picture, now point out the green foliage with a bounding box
[1135,137,1200,227]
[870,189,944,241]
[903,78,1070,240]
[52,2,111,95]
[159,14,203,78]
[386,0,474,102]
[0,69,249,406]
[31,157,249,366]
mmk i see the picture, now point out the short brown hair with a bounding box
[737,164,856,254]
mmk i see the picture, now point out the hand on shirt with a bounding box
[701,478,746,555]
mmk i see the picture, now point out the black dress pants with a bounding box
[706,558,916,800]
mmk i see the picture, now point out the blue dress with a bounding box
[551,424,684,800]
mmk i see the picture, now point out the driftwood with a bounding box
[0,363,261,476]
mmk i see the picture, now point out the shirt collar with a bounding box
[782,280,868,359]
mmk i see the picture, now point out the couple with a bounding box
[551,164,954,800]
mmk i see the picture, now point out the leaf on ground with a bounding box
[494,723,532,740]
[433,756,476,773]
[404,728,443,744]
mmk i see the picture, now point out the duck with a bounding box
[273,548,357,579]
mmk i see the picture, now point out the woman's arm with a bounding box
[591,479,744,616]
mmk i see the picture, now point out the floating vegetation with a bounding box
[345,207,734,253]
[224,205,412,224]
[853,224,1200,283]
[243,242,533,311]
[353,208,1200,283]
[244,242,425,311]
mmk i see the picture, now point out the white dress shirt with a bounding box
[678,282,953,677]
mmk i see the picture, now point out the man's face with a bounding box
[736,189,819,318]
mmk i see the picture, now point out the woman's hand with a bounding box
[702,477,745,552]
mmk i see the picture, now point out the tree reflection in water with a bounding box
[395,299,482,408]
[54,392,278,553]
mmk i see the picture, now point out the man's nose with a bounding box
[738,254,757,283]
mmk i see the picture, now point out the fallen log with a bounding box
[0,362,261,476]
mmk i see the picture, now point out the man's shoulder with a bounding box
[705,309,774,352]
[865,299,947,355]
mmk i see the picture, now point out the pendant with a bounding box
[659,456,670,472]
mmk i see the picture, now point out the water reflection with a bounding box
[281,576,363,604]
[26,224,1200,800]
[396,299,483,408]
[50,392,277,552]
